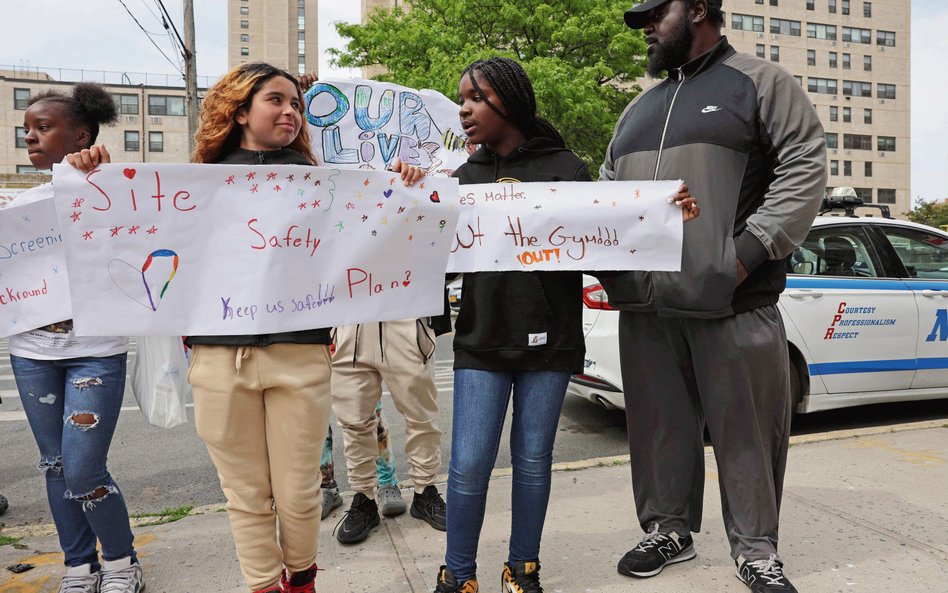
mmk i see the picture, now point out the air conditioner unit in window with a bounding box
[123,115,138,124]
[756,32,764,38]
[772,34,778,40]
[879,99,885,104]
[831,149,838,155]
[830,41,837,46]
[879,46,885,52]
[878,152,886,157]
[150,117,162,124]
[832,95,838,99]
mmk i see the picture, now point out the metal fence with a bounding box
[0,65,216,89]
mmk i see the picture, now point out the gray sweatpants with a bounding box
[618,304,792,560]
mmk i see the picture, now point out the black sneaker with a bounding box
[502,561,543,593]
[617,524,696,578]
[335,492,380,544]
[411,485,446,531]
[433,565,478,593]
[736,554,797,593]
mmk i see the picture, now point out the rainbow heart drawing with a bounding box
[108,249,180,311]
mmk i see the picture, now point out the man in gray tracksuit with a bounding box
[600,2,826,592]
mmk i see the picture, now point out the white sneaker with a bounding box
[59,563,100,593]
[377,484,407,517]
[99,557,145,593]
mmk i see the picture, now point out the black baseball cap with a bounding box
[624,0,723,29]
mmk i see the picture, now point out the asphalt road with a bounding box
[1,335,946,528]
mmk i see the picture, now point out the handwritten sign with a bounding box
[305,79,470,176]
[447,180,683,272]
[52,163,459,336]
[0,198,72,338]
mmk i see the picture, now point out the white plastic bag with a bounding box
[130,336,190,428]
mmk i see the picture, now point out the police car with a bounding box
[569,193,948,416]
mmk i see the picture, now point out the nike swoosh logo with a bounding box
[701,106,722,113]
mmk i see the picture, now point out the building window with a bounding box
[770,46,780,62]
[298,55,306,75]
[864,162,872,177]
[807,77,838,95]
[828,52,837,68]
[843,134,872,150]
[841,0,850,15]
[298,31,306,53]
[863,2,872,18]
[14,88,30,110]
[17,165,41,174]
[770,18,801,36]
[124,130,140,151]
[863,55,872,71]
[842,26,872,44]
[807,0,815,9]
[756,44,765,59]
[148,131,164,152]
[876,189,896,204]
[864,108,872,124]
[148,95,185,116]
[843,160,852,176]
[807,50,816,66]
[240,33,249,42]
[241,47,249,56]
[113,93,139,115]
[731,14,764,32]
[877,136,896,152]
[770,0,778,5]
[876,31,896,47]
[807,23,837,41]
[842,107,851,123]
[15,126,27,148]
[877,83,896,100]
[240,6,248,14]
[826,133,838,149]
[829,106,838,122]
[240,20,249,29]
[842,53,852,69]
[830,160,839,175]
[842,80,872,97]
[756,0,763,3]
[298,6,305,28]
[829,0,837,13]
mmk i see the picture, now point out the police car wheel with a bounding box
[788,358,805,425]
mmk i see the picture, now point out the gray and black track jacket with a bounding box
[599,36,827,318]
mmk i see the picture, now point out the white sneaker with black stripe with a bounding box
[736,554,797,593]
[617,523,696,578]
[99,557,145,593]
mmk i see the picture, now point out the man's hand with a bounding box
[736,258,749,286]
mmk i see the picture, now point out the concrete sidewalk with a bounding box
[2,422,946,593]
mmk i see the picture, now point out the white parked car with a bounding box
[569,202,948,417]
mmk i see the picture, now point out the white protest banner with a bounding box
[0,198,72,338]
[305,79,470,176]
[447,180,683,273]
[53,163,459,336]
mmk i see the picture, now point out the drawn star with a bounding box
[70,211,82,222]
[298,202,307,210]
[346,202,356,210]
[593,199,600,204]
[639,215,646,221]
[82,231,94,240]
[146,225,158,235]
[52,267,59,275]
[550,188,557,193]
[408,234,413,241]
[128,225,140,235]
[286,174,295,182]
[634,190,641,199]
[311,200,321,209]
[336,221,345,232]
[225,176,235,185]
[314,179,321,186]
[363,178,371,186]
[629,249,637,254]
[389,177,397,185]
[297,189,305,197]
[397,206,406,214]
[109,226,123,237]
[266,172,278,181]
[494,259,500,264]
[416,215,425,221]
[412,199,418,207]
[371,230,378,237]
[21,215,30,222]
[419,183,425,189]
[612,201,617,207]
[355,191,364,199]
[382,217,389,226]
[304,172,312,181]
[377,202,384,209]
[250,184,259,193]
[430,241,436,247]
[361,214,369,222]
[246,172,256,180]
[273,185,282,192]
[534,205,542,210]
[71,198,84,208]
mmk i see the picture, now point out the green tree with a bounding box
[330,0,647,168]
[905,198,948,230]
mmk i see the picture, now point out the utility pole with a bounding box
[183,0,198,156]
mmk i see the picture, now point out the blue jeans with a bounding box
[11,354,136,569]
[445,369,570,580]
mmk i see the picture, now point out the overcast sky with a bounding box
[1,1,943,203]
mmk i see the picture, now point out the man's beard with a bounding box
[646,12,694,77]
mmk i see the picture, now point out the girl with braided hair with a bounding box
[434,57,697,593]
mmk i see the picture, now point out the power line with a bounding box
[116,0,183,74]
[154,0,188,57]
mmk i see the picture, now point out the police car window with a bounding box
[879,226,948,279]
[790,226,879,278]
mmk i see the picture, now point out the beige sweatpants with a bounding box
[332,319,442,496]
[189,343,331,591]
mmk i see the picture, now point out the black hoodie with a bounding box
[452,138,590,372]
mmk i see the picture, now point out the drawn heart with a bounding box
[402,280,411,287]
[123,168,137,180]
[383,189,394,198]
[108,249,179,312]
[429,191,440,203]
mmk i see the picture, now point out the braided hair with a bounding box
[28,82,118,146]
[462,57,565,148]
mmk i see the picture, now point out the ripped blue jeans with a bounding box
[11,353,136,569]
